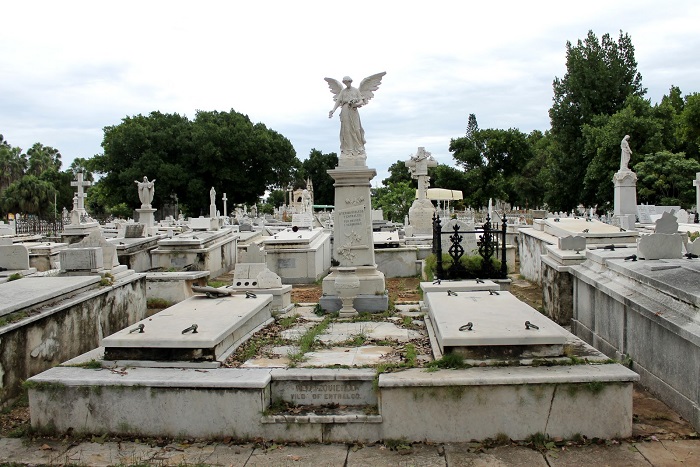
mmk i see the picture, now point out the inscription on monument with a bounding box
[273,379,376,406]
[277,258,296,269]
[290,383,361,402]
[339,206,365,229]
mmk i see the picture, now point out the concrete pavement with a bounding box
[1,436,698,466]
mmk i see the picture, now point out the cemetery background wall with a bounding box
[0,274,146,407]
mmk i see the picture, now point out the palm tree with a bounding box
[27,143,62,176]
[0,145,28,191]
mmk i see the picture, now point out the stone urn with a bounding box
[334,267,360,317]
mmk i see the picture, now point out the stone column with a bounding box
[613,169,638,230]
[320,166,387,313]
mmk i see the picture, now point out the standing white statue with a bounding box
[210,187,216,205]
[620,135,632,171]
[134,176,156,208]
[301,189,312,214]
[325,72,386,159]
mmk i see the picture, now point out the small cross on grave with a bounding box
[405,147,437,200]
[222,193,228,218]
[70,172,92,213]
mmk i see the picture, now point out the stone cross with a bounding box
[693,172,700,211]
[70,172,91,212]
[222,193,228,218]
[405,147,437,201]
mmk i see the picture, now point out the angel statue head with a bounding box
[326,72,386,165]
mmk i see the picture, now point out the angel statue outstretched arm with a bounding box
[325,72,386,158]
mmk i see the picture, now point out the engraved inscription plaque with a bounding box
[272,379,376,406]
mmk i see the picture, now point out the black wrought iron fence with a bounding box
[432,213,508,280]
[14,216,64,236]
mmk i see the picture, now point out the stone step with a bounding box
[261,411,382,424]
[102,294,272,362]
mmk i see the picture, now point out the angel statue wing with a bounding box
[324,77,343,101]
[359,72,386,103]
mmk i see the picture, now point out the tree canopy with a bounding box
[88,109,299,216]
[547,30,646,210]
[297,149,337,206]
[0,135,73,218]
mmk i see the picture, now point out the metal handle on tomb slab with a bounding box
[182,324,198,334]
[525,321,539,330]
[459,322,473,331]
[129,324,145,334]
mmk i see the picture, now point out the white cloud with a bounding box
[1,0,699,191]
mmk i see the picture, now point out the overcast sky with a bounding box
[1,1,699,189]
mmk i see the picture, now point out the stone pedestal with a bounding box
[334,267,360,317]
[408,199,435,236]
[321,167,387,313]
[613,169,637,230]
[136,208,157,230]
[61,222,100,245]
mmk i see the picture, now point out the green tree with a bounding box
[581,95,664,209]
[635,151,700,207]
[450,115,534,207]
[382,159,415,187]
[26,143,62,176]
[0,175,57,216]
[548,30,645,210]
[266,189,287,208]
[299,149,337,205]
[678,93,700,159]
[89,110,299,217]
[372,181,415,222]
[0,141,27,192]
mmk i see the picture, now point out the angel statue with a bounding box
[325,72,386,161]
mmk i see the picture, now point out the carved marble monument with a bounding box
[613,135,637,230]
[135,176,157,231]
[321,72,388,314]
[62,172,99,243]
[405,147,437,235]
[325,72,386,167]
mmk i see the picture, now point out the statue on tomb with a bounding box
[134,176,156,207]
[301,189,312,214]
[620,135,632,171]
[325,72,386,159]
[210,187,216,205]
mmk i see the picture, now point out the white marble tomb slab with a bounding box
[425,291,568,347]
[291,213,313,228]
[102,294,272,349]
[637,233,683,260]
[264,228,322,245]
[655,211,679,234]
[233,263,268,280]
[0,244,30,270]
[420,280,499,294]
[558,235,586,251]
[0,276,101,317]
[60,247,103,271]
